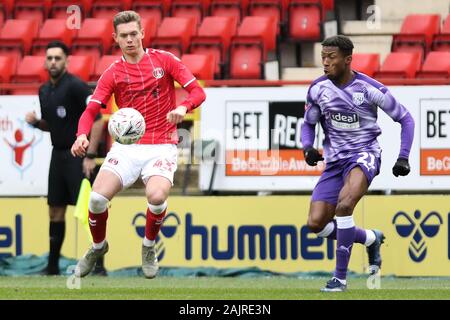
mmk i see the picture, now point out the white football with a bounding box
[108,108,145,144]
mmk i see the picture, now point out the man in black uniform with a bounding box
[25,41,106,275]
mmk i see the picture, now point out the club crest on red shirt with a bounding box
[152,67,165,79]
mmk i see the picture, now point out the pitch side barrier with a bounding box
[0,195,449,276]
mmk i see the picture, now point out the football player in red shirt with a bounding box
[71,11,206,278]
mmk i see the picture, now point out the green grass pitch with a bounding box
[0,276,449,300]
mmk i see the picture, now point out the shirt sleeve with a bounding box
[162,51,206,111]
[366,85,408,122]
[304,85,322,125]
[163,51,196,88]
[301,85,321,149]
[90,67,115,107]
[366,84,415,159]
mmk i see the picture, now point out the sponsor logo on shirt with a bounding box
[352,92,365,106]
[152,67,165,79]
[330,111,360,129]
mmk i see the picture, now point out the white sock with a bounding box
[93,240,106,250]
[365,230,376,246]
[334,277,347,285]
[317,221,335,237]
[143,237,155,247]
[336,216,355,229]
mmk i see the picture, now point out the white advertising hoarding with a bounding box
[200,86,450,191]
[0,96,51,196]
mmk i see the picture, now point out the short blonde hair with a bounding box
[113,11,142,31]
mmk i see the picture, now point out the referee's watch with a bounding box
[85,152,97,159]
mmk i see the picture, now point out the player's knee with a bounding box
[336,200,354,216]
[147,190,168,207]
[307,218,325,234]
[148,200,167,215]
[89,192,109,214]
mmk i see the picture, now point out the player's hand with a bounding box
[392,158,410,177]
[25,111,39,126]
[304,147,324,166]
[82,157,96,179]
[167,105,187,124]
[71,134,89,158]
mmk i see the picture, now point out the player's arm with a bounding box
[372,87,415,177]
[72,78,105,176]
[72,70,113,157]
[301,88,324,166]
[164,52,206,124]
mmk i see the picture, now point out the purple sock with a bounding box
[324,220,366,244]
[334,226,355,280]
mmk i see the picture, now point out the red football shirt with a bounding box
[79,49,205,144]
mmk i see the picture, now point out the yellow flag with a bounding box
[74,178,92,241]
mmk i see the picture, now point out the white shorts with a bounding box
[100,143,178,189]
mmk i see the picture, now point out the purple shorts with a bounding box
[311,152,381,205]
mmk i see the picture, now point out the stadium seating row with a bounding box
[0,49,448,94]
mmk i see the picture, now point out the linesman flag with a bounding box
[74,178,93,241]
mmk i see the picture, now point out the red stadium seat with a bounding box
[171,0,210,26]
[351,53,380,77]
[90,55,120,81]
[12,55,48,82]
[13,0,52,26]
[91,0,132,19]
[0,0,14,26]
[237,16,277,59]
[416,51,450,79]
[0,19,39,59]
[189,16,237,77]
[229,37,264,79]
[392,14,441,59]
[32,19,77,55]
[432,14,450,52]
[210,0,249,24]
[132,1,172,26]
[50,0,92,19]
[248,0,282,35]
[0,55,14,82]
[72,18,113,63]
[288,1,321,41]
[151,17,196,57]
[181,53,215,79]
[67,55,94,81]
[374,52,421,79]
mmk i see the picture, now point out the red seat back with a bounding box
[238,16,276,53]
[230,37,263,79]
[0,19,39,54]
[32,19,77,55]
[72,18,113,54]
[12,55,48,82]
[67,55,94,81]
[153,17,196,53]
[288,3,321,41]
[374,52,421,79]
[91,55,120,81]
[0,55,14,82]
[351,53,379,77]
[181,53,215,80]
[399,14,441,49]
[416,51,450,78]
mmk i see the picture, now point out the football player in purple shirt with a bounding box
[301,35,415,292]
